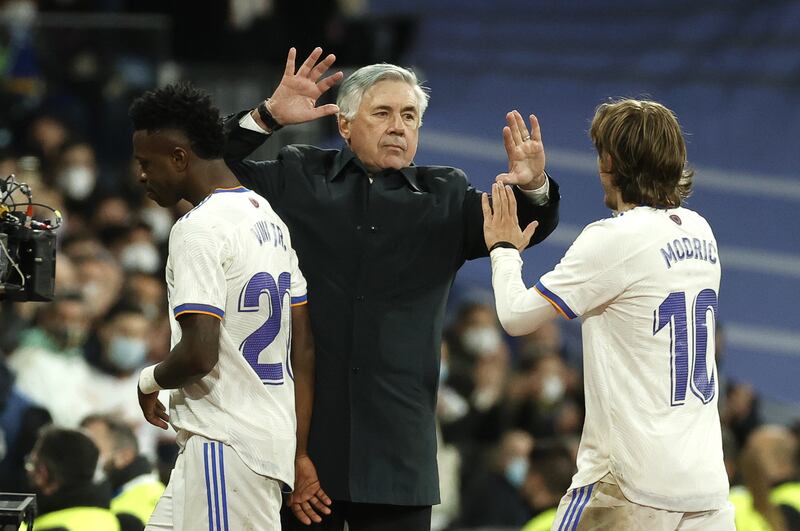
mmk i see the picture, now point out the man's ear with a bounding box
[337,115,351,144]
[171,147,189,172]
[600,153,613,174]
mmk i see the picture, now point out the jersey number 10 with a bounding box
[653,289,718,407]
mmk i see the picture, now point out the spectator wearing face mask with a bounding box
[458,430,534,528]
[521,441,576,531]
[444,301,508,400]
[7,292,94,427]
[116,223,163,276]
[83,301,167,458]
[498,351,581,439]
[55,140,99,205]
[81,414,165,531]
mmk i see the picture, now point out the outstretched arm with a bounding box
[222,47,343,201]
[462,112,560,261]
[482,183,558,336]
[250,47,343,131]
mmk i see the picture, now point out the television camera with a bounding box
[0,173,59,302]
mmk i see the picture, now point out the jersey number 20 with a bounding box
[653,289,718,407]
[238,271,291,385]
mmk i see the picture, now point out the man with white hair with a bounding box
[223,47,561,531]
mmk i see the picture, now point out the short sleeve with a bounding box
[536,220,628,320]
[169,220,228,320]
[289,247,308,307]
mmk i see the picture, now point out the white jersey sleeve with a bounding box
[536,221,628,320]
[168,220,229,321]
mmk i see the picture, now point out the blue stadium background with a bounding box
[369,0,800,406]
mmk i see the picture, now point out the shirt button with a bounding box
[356,225,362,231]
[369,225,377,232]
[352,367,360,374]
[355,295,365,302]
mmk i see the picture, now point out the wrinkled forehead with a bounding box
[360,80,420,111]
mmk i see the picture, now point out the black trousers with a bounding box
[281,500,432,531]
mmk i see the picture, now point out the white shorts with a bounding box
[551,477,735,531]
[146,435,283,531]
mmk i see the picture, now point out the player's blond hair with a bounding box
[590,99,693,208]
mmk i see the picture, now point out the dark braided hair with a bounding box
[129,82,224,160]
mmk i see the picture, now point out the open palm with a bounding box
[496,111,546,189]
[268,47,344,126]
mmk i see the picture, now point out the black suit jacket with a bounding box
[223,112,561,505]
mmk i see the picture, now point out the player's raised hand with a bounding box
[289,455,332,525]
[137,387,169,430]
[481,182,538,252]
[263,47,344,127]
[495,111,546,190]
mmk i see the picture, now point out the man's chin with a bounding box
[378,156,411,171]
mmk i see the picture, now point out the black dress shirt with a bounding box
[223,112,561,505]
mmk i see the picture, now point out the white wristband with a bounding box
[138,365,163,394]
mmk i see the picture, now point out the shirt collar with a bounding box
[327,145,422,192]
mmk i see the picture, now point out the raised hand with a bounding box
[481,182,539,252]
[495,111,546,190]
[263,47,344,127]
[288,455,332,525]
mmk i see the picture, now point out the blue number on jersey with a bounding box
[238,271,291,384]
[654,289,718,406]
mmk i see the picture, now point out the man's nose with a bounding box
[387,113,405,133]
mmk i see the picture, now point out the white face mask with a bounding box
[505,456,529,489]
[108,336,148,371]
[120,242,161,274]
[461,326,503,357]
[139,207,174,243]
[58,166,96,200]
[540,374,566,404]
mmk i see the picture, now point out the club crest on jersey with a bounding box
[670,214,682,225]
[249,197,260,208]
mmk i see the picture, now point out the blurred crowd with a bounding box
[430,301,800,530]
[2,2,800,531]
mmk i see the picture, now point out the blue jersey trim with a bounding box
[291,294,308,306]
[213,186,249,194]
[174,303,225,319]
[534,281,578,320]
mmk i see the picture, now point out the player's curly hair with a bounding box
[129,82,224,160]
[590,98,693,208]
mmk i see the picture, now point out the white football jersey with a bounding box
[165,185,306,488]
[536,206,728,512]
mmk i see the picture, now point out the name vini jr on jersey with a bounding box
[660,237,717,269]
[251,220,287,251]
